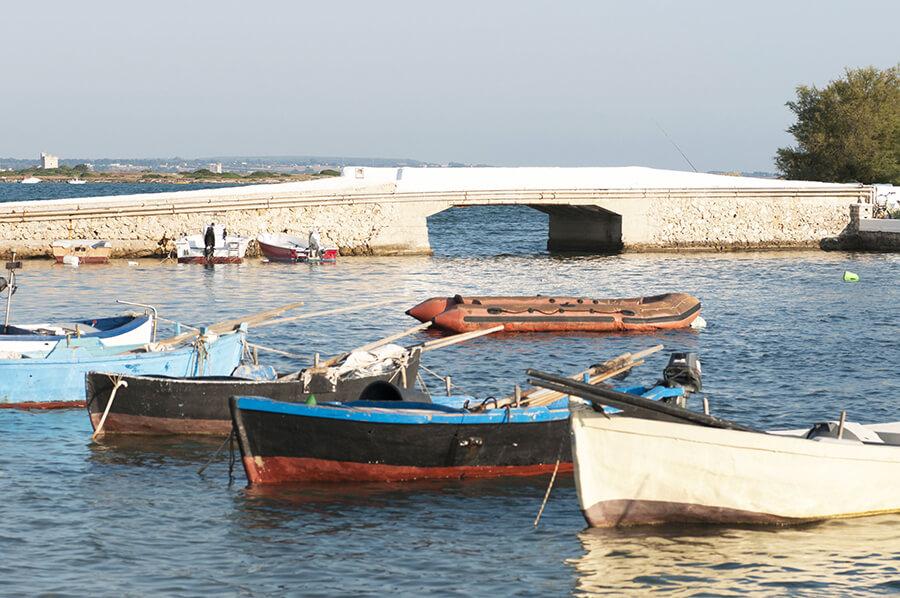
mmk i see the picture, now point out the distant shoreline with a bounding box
[0,171,331,185]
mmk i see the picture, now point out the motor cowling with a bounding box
[662,352,702,393]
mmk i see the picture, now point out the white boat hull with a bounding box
[0,317,154,357]
[175,234,250,264]
[571,407,900,527]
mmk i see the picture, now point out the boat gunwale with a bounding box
[576,412,900,461]
[0,314,151,342]
[234,395,570,425]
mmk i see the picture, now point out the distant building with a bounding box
[40,152,59,169]
[210,162,223,174]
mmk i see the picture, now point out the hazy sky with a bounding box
[1,1,897,171]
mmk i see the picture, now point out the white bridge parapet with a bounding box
[0,166,874,257]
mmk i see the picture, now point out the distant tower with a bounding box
[40,152,59,169]
[210,162,223,174]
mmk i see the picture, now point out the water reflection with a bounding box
[87,434,225,467]
[569,516,900,595]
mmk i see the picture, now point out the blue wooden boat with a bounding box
[0,330,245,409]
[229,383,684,484]
[0,314,154,358]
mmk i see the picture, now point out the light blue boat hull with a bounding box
[0,332,245,407]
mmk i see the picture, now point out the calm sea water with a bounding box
[0,181,240,203]
[0,186,898,595]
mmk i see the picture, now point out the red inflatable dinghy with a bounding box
[407,293,701,333]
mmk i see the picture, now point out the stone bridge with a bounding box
[0,166,874,258]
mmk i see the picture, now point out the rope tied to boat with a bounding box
[91,375,129,440]
[194,335,210,376]
[533,436,566,528]
[386,351,411,385]
[419,363,471,396]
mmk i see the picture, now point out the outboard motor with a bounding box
[0,276,6,294]
[661,352,702,393]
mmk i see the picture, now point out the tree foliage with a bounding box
[775,65,899,184]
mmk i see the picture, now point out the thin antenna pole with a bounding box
[653,120,698,173]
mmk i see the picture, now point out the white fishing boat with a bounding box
[21,176,41,184]
[175,224,249,264]
[51,239,112,264]
[67,178,86,185]
[571,407,900,527]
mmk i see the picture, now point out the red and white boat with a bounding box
[175,225,250,264]
[257,233,338,263]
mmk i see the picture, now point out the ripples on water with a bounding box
[0,202,898,595]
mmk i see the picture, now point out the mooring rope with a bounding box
[194,336,209,376]
[91,376,129,440]
[533,437,565,528]
[197,429,235,476]
[416,372,430,395]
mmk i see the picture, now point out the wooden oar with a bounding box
[419,325,505,352]
[526,369,760,432]
[524,360,646,408]
[251,298,410,329]
[155,301,304,348]
[321,322,432,368]
[480,345,663,411]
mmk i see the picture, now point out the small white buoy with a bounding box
[690,316,707,329]
[62,255,80,267]
[127,261,139,266]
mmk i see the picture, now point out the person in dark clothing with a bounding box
[204,224,216,261]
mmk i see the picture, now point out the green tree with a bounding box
[775,65,899,184]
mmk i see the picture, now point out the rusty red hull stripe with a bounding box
[0,400,84,410]
[244,455,573,484]
[88,412,231,435]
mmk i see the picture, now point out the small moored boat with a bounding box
[533,370,900,528]
[228,348,689,485]
[86,345,422,436]
[257,233,338,263]
[50,240,112,264]
[20,176,41,184]
[175,224,249,264]
[1,314,153,357]
[0,329,245,409]
[571,408,900,527]
[408,293,702,333]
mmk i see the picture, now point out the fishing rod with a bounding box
[653,119,699,173]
